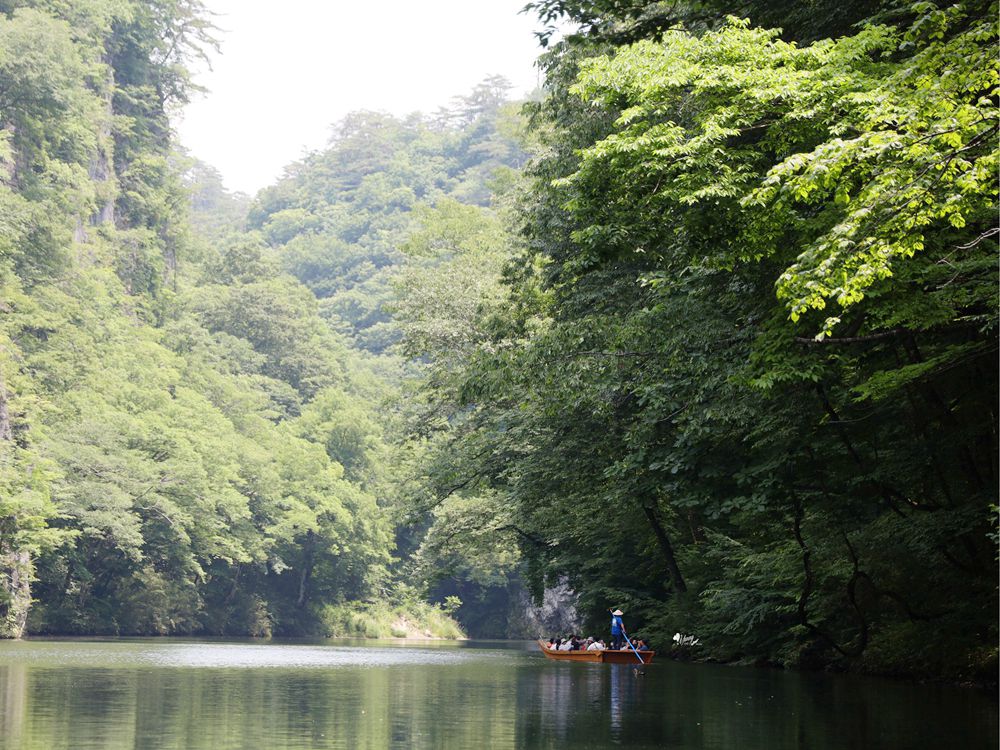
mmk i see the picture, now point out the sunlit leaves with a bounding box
[563,8,997,333]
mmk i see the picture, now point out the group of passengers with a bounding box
[545,635,650,652]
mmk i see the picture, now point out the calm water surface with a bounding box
[0,639,994,749]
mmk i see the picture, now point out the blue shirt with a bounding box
[610,614,623,635]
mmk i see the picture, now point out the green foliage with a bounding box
[246,84,527,353]
[1,0,526,641]
[0,0,405,639]
[182,158,251,243]
[393,200,508,365]
[2,0,994,682]
[565,7,997,333]
[393,0,997,680]
[319,599,465,640]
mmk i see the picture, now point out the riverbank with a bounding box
[319,601,465,640]
[13,599,466,642]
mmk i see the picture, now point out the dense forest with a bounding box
[0,0,996,683]
[0,0,497,640]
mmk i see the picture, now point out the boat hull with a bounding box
[537,640,655,664]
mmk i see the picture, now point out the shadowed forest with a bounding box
[0,0,996,684]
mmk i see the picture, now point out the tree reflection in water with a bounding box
[0,641,994,750]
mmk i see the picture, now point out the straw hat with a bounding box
[612,609,623,616]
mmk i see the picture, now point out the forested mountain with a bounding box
[247,79,527,354]
[0,0,514,639]
[0,0,397,638]
[0,0,995,683]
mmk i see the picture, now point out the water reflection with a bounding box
[0,640,994,750]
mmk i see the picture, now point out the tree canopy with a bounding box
[395,0,997,679]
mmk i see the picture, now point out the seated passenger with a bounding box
[587,639,605,651]
[558,638,574,651]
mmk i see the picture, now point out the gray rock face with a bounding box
[505,577,579,638]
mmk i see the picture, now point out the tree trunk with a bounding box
[296,532,315,610]
[641,502,688,593]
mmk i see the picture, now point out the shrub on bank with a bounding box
[320,601,465,640]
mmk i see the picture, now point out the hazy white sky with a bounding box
[176,0,549,195]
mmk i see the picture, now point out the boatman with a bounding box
[609,608,625,650]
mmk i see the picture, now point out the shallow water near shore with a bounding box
[0,638,994,749]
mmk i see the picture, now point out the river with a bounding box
[0,639,994,749]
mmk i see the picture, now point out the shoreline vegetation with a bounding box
[319,602,465,641]
[0,0,995,687]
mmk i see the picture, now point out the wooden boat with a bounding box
[537,640,655,664]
